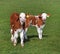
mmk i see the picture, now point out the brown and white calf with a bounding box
[23,13,50,39]
[10,12,26,47]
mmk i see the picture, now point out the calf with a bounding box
[23,13,50,39]
[10,12,25,47]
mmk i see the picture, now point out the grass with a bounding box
[0,0,60,54]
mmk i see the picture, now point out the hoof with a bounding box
[21,43,24,47]
[13,43,16,46]
[39,37,42,40]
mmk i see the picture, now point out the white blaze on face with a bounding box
[41,13,47,20]
[19,12,26,23]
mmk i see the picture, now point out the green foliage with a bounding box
[0,0,60,54]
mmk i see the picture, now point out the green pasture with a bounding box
[0,0,60,54]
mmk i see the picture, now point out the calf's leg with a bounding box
[13,31,18,46]
[10,29,14,42]
[24,28,28,39]
[20,30,24,47]
[37,27,43,39]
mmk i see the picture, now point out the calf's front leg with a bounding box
[36,27,43,39]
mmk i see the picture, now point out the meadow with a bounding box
[0,0,60,54]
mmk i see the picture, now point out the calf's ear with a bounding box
[47,14,50,17]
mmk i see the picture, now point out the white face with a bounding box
[41,13,49,20]
[19,12,26,22]
[19,12,26,18]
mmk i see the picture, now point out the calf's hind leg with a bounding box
[10,29,14,42]
[13,31,18,46]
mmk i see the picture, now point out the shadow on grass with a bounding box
[17,34,48,44]
[27,34,48,39]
